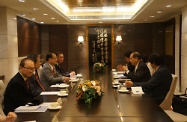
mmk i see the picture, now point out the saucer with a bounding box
[48,105,61,110]
[77,74,82,77]
[57,93,68,97]
[112,85,119,88]
[70,79,79,82]
[59,84,69,88]
[118,89,129,92]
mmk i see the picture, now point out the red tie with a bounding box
[35,70,45,91]
[25,79,29,90]
[52,67,55,77]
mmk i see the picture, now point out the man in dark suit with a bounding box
[125,53,172,105]
[3,58,43,115]
[40,53,70,90]
[27,54,45,96]
[55,52,75,77]
[117,51,135,72]
[123,52,151,83]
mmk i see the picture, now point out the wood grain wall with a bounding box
[17,17,174,73]
[17,17,41,56]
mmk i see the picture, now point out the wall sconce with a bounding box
[116,35,122,44]
[78,36,84,44]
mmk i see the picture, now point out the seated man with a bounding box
[3,58,43,115]
[125,53,172,105]
[27,54,45,96]
[123,52,151,82]
[117,51,135,72]
[40,53,70,90]
[55,52,75,77]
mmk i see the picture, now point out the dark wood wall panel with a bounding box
[17,17,41,56]
[67,25,86,70]
[49,25,68,52]
[48,25,68,71]
[113,24,153,67]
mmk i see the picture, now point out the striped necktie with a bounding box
[35,70,45,91]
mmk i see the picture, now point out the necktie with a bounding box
[35,70,45,91]
[25,79,29,90]
[52,67,56,77]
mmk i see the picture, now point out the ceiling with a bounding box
[0,0,187,25]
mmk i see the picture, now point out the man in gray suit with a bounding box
[40,53,70,90]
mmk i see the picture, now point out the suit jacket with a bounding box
[134,66,172,105]
[127,62,135,72]
[29,74,43,96]
[40,62,64,90]
[55,64,70,77]
[125,61,151,82]
[3,73,42,115]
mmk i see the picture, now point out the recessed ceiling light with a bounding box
[99,22,103,23]
[31,18,35,20]
[157,10,162,14]
[150,16,154,18]
[40,22,44,24]
[43,13,48,16]
[18,0,26,2]
[51,17,55,19]
[33,8,39,10]
[56,21,59,22]
[166,5,171,8]
[14,18,17,20]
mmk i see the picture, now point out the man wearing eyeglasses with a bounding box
[3,58,43,115]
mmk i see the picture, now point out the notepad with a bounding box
[131,87,144,94]
[15,106,40,111]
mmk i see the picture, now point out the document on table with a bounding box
[40,91,59,95]
[14,106,48,113]
[23,120,36,122]
[131,87,144,94]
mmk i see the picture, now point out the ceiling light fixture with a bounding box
[42,0,148,21]
[51,17,55,19]
[166,5,171,8]
[150,16,155,18]
[157,10,162,14]
[33,8,39,10]
[18,0,26,2]
[43,13,48,16]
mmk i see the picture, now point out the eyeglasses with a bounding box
[23,66,35,72]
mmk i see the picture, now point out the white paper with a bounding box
[15,106,48,113]
[23,120,36,122]
[131,87,144,94]
[15,106,40,111]
[40,91,59,95]
[50,84,69,88]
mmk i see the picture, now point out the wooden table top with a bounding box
[15,66,173,122]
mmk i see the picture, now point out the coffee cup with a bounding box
[50,102,59,108]
[60,91,67,95]
[113,80,119,84]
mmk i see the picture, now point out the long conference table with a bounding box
[15,66,173,122]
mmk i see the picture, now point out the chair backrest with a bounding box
[160,74,178,110]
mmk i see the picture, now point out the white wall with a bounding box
[181,7,187,92]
